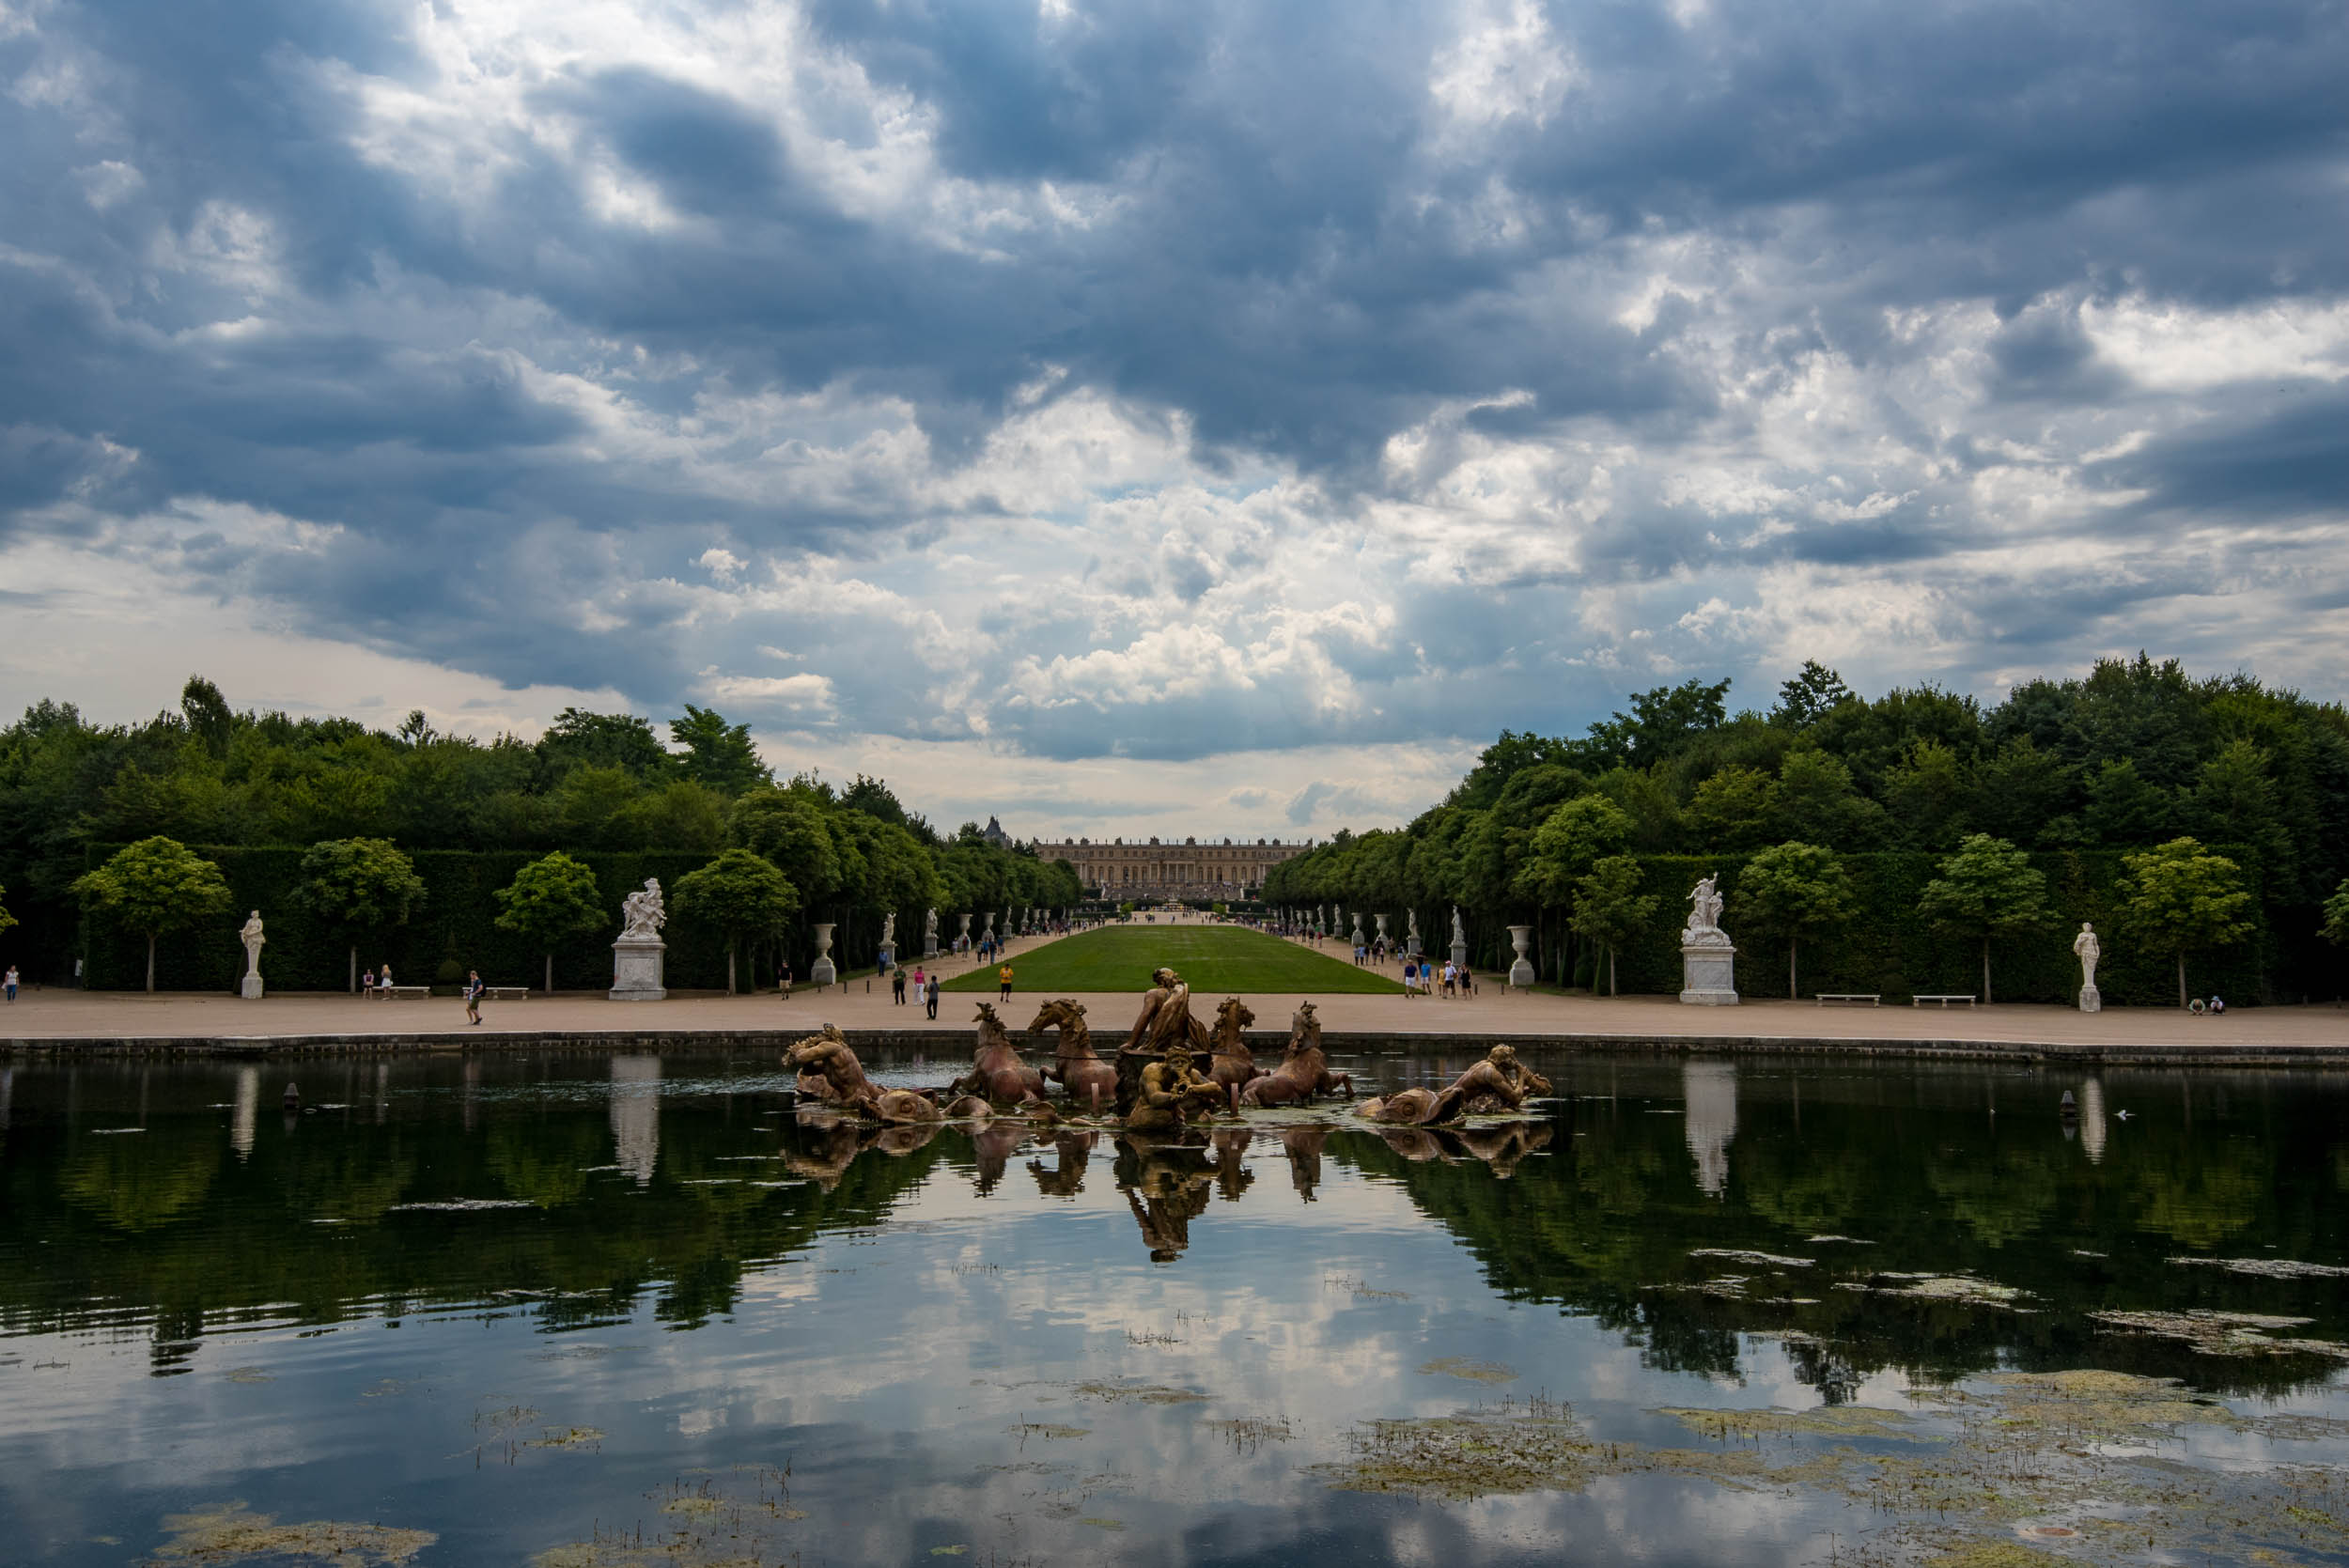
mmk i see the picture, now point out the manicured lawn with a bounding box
[939,924,1402,994]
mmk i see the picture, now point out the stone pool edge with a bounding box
[9,1026,2349,1068]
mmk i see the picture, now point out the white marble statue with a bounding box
[925,908,939,941]
[880,913,897,950]
[619,878,667,939]
[1450,905,1465,946]
[2074,922,2102,1013]
[239,910,266,1000]
[2074,923,2100,988]
[1682,874,1730,946]
[1406,909,1421,946]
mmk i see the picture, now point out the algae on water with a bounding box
[146,1502,436,1566]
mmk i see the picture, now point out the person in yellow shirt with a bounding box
[998,964,1014,1001]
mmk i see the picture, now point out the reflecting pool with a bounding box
[5,1048,2349,1565]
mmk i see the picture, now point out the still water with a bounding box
[4,1048,2348,1566]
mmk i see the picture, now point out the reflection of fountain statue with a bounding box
[1116,1134,1217,1262]
[1678,874,1738,1006]
[238,909,266,1000]
[611,879,669,1001]
[2079,1075,2108,1163]
[1282,1126,1330,1202]
[2074,923,2102,1014]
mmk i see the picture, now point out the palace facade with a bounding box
[1032,833,1311,900]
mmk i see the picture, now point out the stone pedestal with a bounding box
[610,936,667,1001]
[1451,936,1469,970]
[1349,914,1366,948]
[1507,924,1535,988]
[2078,984,2101,1015]
[241,973,265,1001]
[1679,943,1739,1006]
[811,923,837,987]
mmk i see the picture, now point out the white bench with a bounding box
[1912,993,1978,1008]
[1816,993,1880,1006]
[482,986,529,1002]
[380,985,431,1000]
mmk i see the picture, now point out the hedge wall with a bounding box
[79,847,832,993]
[1375,847,2277,1007]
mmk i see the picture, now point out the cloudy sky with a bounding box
[3,0,2345,837]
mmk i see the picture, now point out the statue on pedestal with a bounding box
[1678,873,1738,1006]
[2074,923,2102,1014]
[611,877,669,1001]
[925,907,940,958]
[238,910,266,1000]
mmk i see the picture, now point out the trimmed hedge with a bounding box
[1377,848,2271,1007]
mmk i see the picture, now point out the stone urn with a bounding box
[810,923,837,988]
[1507,924,1535,989]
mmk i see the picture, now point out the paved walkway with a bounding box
[6,980,2344,1050]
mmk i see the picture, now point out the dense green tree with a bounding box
[1522,797,1632,906]
[1570,856,1657,995]
[2081,757,2174,846]
[1882,739,1969,849]
[1584,677,1732,769]
[2323,880,2349,953]
[297,838,428,992]
[493,852,608,992]
[1917,834,2051,1004]
[1769,660,1857,730]
[729,789,842,901]
[2121,838,2254,1008]
[0,881,17,937]
[1775,750,1888,848]
[71,837,233,992]
[1968,737,2076,846]
[537,708,671,781]
[675,849,799,994]
[1688,766,1780,850]
[668,706,770,795]
[179,675,233,760]
[1739,842,1858,1000]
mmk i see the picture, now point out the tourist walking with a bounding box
[925,973,940,1018]
[4,964,18,1001]
[892,966,908,1004]
[998,963,1015,1001]
[377,963,395,999]
[778,959,793,1000]
[463,969,485,1025]
[1401,957,1418,997]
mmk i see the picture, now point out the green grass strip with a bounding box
[938,924,1402,994]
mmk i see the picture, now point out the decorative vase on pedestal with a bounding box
[1507,924,1535,988]
[810,924,837,987]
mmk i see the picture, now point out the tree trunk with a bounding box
[349,945,358,994]
[544,952,553,995]
[1609,945,1618,996]
[726,942,738,996]
[1789,934,1799,1001]
[1982,937,1993,1005]
[2177,951,2187,1009]
[147,932,157,993]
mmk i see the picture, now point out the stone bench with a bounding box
[1816,993,1880,1006]
[379,985,432,1000]
[482,986,529,1002]
[1912,993,1978,1008]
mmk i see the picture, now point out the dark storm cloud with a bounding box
[2,0,2346,757]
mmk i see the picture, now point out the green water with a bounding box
[2,1048,2347,1565]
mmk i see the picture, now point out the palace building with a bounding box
[1030,831,1311,900]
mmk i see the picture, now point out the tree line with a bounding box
[0,679,1081,990]
[1263,658,2349,1004]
